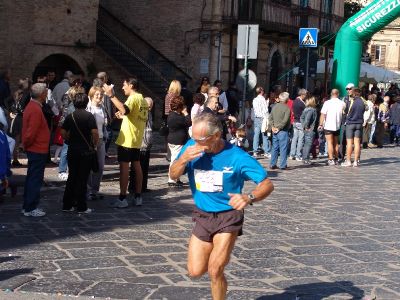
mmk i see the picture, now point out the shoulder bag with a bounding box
[71,112,99,173]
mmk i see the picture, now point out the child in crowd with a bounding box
[230,127,249,150]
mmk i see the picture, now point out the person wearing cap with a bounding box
[341,87,368,167]
[338,83,354,161]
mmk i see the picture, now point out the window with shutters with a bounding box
[371,44,386,67]
[375,45,382,61]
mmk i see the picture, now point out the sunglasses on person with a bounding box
[193,134,214,143]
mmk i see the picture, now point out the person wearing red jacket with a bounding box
[21,83,50,217]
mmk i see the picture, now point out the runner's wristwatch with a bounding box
[247,193,255,206]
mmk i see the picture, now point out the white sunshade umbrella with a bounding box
[316,60,399,83]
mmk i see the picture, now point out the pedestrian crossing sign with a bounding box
[299,28,318,48]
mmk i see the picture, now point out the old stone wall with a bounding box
[0,0,99,91]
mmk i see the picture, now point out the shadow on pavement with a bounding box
[255,281,365,300]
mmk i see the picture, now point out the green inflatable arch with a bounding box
[332,0,400,95]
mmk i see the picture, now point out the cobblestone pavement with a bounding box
[0,136,399,300]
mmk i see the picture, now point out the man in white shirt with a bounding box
[318,89,346,166]
[252,86,270,157]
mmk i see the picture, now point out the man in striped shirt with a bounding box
[252,87,270,158]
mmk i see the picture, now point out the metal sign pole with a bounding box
[241,25,250,125]
[305,48,310,90]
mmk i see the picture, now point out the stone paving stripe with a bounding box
[81,281,154,299]
[56,257,127,270]
[18,278,93,295]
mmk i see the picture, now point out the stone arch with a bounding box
[32,53,83,83]
[267,45,284,91]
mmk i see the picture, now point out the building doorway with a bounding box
[32,54,82,84]
[269,51,282,90]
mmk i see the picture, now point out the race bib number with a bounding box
[194,170,223,193]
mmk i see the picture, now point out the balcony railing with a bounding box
[221,0,343,35]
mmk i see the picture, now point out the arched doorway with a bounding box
[32,54,83,83]
[269,51,282,90]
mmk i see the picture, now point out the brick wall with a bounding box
[0,0,99,91]
[100,0,218,89]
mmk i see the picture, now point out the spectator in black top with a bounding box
[167,96,191,187]
[0,69,11,110]
[180,79,193,114]
[196,76,210,93]
[289,88,307,161]
[61,93,98,213]
[342,88,367,167]
[226,81,240,117]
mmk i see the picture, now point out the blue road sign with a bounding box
[299,28,318,48]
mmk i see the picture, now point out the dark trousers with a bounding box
[23,152,47,212]
[375,122,386,147]
[338,124,347,159]
[62,151,91,211]
[302,131,315,160]
[128,150,151,192]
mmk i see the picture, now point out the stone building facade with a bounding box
[0,0,99,90]
[0,0,346,105]
[100,0,344,93]
[368,20,400,75]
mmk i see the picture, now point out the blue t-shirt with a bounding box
[177,139,268,212]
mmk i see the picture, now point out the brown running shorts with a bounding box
[192,207,244,242]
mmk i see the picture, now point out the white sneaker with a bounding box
[109,199,129,208]
[78,208,93,214]
[296,157,303,162]
[263,153,271,159]
[134,196,143,206]
[22,208,44,214]
[24,208,46,217]
[62,207,76,212]
[58,172,68,180]
[353,160,360,167]
[341,160,352,167]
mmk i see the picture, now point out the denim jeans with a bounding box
[369,122,376,144]
[58,143,68,173]
[302,131,315,160]
[289,122,304,158]
[252,117,271,154]
[23,152,47,212]
[105,125,113,154]
[87,140,105,195]
[270,131,289,169]
[390,124,400,143]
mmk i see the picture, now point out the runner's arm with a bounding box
[228,178,274,210]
